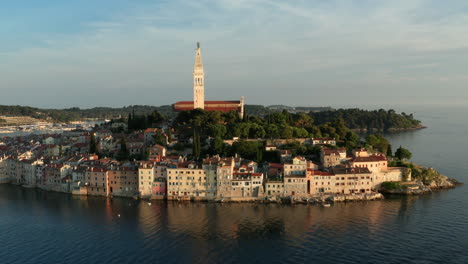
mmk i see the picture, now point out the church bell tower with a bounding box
[193,42,205,109]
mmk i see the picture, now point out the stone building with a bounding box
[166,166,208,199]
[86,167,108,196]
[173,43,245,117]
[108,166,139,197]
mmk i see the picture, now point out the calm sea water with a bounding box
[1,105,467,264]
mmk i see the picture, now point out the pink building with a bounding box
[152,177,167,198]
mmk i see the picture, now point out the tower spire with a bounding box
[193,42,205,109]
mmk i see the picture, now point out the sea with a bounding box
[1,105,467,264]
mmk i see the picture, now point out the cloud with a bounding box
[0,0,467,108]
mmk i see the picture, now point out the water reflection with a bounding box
[1,183,467,263]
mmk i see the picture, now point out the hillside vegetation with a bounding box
[0,105,422,132]
[312,108,422,131]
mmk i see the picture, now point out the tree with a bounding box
[209,124,227,139]
[116,137,129,161]
[280,125,294,139]
[293,127,309,138]
[167,128,172,144]
[192,128,201,159]
[387,144,393,157]
[365,134,390,154]
[395,146,412,160]
[90,133,97,154]
[153,132,164,145]
[294,113,313,128]
[210,137,225,155]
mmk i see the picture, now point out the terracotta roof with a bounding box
[307,169,334,176]
[312,138,335,141]
[173,101,242,112]
[144,128,159,133]
[269,163,283,168]
[350,155,387,162]
[333,167,371,174]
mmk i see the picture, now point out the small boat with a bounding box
[148,202,152,205]
[322,203,331,207]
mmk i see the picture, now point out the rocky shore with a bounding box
[380,166,462,195]
[165,193,385,205]
[351,125,426,134]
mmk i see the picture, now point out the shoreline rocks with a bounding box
[380,175,462,195]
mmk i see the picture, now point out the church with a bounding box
[173,43,245,117]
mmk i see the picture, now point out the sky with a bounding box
[0,0,467,109]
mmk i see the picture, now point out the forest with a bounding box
[311,108,422,131]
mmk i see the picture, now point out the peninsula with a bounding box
[0,43,456,204]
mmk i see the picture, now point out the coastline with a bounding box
[2,179,462,206]
[351,125,427,134]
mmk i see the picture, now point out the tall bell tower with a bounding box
[193,42,205,109]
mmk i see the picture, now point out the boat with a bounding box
[322,203,331,207]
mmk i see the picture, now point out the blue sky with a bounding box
[1,0,468,109]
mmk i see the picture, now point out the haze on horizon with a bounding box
[1,0,467,109]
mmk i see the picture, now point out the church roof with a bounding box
[173,101,242,112]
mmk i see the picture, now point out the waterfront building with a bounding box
[231,172,264,198]
[71,166,86,185]
[108,165,139,197]
[139,162,157,198]
[0,156,8,183]
[19,159,43,186]
[265,180,285,196]
[284,174,308,196]
[86,166,108,196]
[331,167,374,194]
[216,160,235,198]
[167,166,208,199]
[152,177,167,198]
[307,169,337,195]
[42,163,72,192]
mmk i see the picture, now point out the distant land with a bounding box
[0,104,422,132]
[0,104,330,122]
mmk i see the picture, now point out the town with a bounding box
[0,43,412,203]
[0,126,409,203]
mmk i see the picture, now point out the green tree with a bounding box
[266,124,280,138]
[90,133,97,154]
[153,132,165,145]
[365,134,390,154]
[395,146,412,160]
[209,124,227,139]
[116,137,129,161]
[293,127,309,138]
[280,125,294,139]
[210,137,225,155]
[192,128,201,159]
[387,144,393,157]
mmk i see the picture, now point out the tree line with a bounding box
[311,108,421,131]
